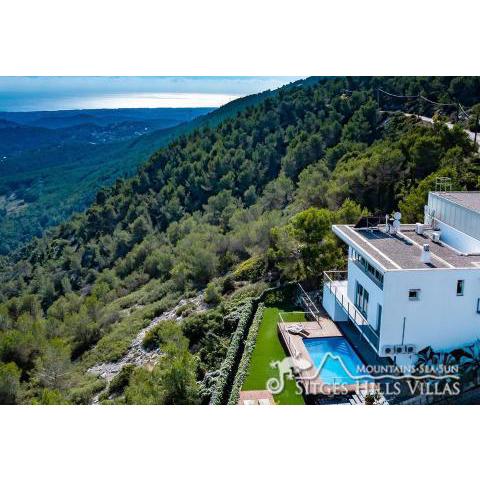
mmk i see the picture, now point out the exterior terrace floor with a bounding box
[238,390,275,405]
[278,315,377,396]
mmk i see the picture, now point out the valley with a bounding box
[1,76,479,405]
[0,107,214,254]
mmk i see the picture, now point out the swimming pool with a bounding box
[303,337,372,385]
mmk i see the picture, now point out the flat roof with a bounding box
[333,224,480,270]
[431,191,480,214]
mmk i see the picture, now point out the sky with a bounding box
[0,77,304,111]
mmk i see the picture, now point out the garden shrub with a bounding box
[107,364,135,397]
[262,282,296,306]
[204,282,222,305]
[0,361,21,404]
[228,303,265,405]
[175,302,195,318]
[210,285,288,404]
[33,389,70,405]
[221,274,235,294]
[181,309,229,375]
[210,298,255,405]
[229,282,268,304]
[68,377,106,405]
[142,320,184,351]
[233,256,265,281]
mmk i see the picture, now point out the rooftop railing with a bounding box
[323,270,380,351]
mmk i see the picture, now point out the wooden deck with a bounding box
[278,317,376,396]
[239,390,275,405]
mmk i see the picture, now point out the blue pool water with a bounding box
[303,337,372,385]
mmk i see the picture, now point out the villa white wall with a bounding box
[322,284,336,319]
[381,268,480,354]
[427,192,480,243]
[322,284,348,322]
[329,223,480,366]
[434,219,480,254]
[346,256,384,332]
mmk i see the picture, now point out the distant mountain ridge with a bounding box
[0,82,304,253]
[1,76,479,405]
[0,107,215,129]
[0,108,215,156]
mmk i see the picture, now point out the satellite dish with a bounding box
[393,212,402,220]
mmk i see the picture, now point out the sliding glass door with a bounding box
[355,281,369,318]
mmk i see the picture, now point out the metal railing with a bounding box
[278,311,300,358]
[297,282,323,329]
[323,271,380,351]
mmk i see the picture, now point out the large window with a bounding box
[355,282,369,318]
[376,304,382,333]
[351,249,384,288]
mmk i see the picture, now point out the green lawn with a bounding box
[243,307,306,405]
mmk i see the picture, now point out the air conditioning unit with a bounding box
[404,344,417,355]
[415,223,425,235]
[394,345,406,355]
[381,345,395,356]
[431,232,441,243]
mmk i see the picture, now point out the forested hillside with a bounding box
[0,108,216,254]
[1,76,479,405]
[0,86,292,254]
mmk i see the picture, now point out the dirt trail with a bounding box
[88,294,207,403]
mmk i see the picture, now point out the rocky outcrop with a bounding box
[88,293,207,403]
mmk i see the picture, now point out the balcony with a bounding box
[323,271,380,351]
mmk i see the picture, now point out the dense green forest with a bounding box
[0,91,277,254]
[1,76,479,404]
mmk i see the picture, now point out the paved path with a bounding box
[384,111,478,145]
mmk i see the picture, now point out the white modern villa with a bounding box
[323,189,480,366]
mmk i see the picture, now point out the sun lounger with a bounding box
[287,324,303,334]
[297,330,310,338]
[287,324,309,337]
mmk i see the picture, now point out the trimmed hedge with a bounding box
[210,283,297,405]
[228,303,265,405]
[210,299,255,405]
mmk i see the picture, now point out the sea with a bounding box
[0,92,238,112]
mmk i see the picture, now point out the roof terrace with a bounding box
[333,224,480,271]
[431,191,480,214]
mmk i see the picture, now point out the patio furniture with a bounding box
[287,324,310,337]
[297,330,311,338]
[287,324,303,334]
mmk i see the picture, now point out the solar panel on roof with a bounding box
[354,216,385,229]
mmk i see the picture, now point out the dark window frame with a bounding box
[409,289,420,301]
